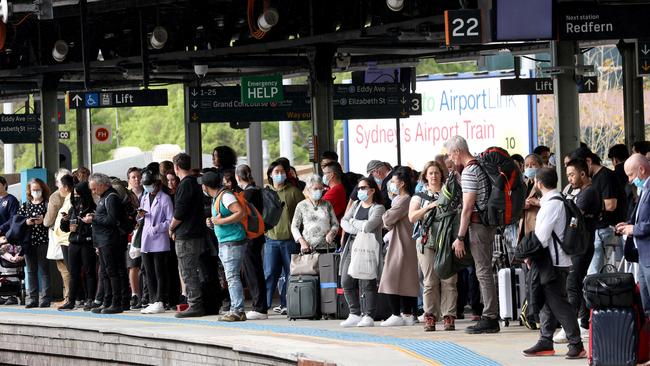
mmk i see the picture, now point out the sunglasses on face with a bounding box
[357,186,369,190]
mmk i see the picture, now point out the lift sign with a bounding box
[240,74,284,104]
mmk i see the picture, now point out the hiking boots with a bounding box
[465,316,500,334]
[423,313,436,332]
[443,315,456,331]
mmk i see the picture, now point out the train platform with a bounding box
[0,306,586,366]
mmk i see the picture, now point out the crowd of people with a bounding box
[1,138,650,360]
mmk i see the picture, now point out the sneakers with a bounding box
[402,314,416,326]
[566,344,587,359]
[523,341,555,357]
[580,326,589,341]
[381,314,406,327]
[91,306,105,314]
[129,295,140,309]
[246,311,268,320]
[218,311,247,322]
[357,315,374,327]
[465,316,500,334]
[4,296,18,306]
[101,305,124,314]
[417,313,425,323]
[175,306,205,318]
[423,313,436,332]
[57,302,75,311]
[141,302,165,314]
[553,327,568,343]
[273,305,287,315]
[25,302,38,309]
[340,314,362,327]
[443,315,456,331]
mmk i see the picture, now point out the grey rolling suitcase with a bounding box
[319,253,349,319]
[287,275,321,320]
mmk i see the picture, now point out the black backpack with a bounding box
[261,186,285,231]
[470,147,526,227]
[550,195,589,256]
[109,191,138,236]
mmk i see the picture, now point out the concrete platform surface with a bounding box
[0,306,589,366]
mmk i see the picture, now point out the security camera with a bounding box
[194,64,208,78]
[335,53,351,70]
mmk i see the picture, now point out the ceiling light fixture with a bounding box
[386,0,404,12]
[149,26,168,49]
[52,40,68,62]
[257,8,279,32]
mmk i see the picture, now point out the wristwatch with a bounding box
[457,235,465,242]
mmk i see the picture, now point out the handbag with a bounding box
[583,265,635,309]
[348,231,380,280]
[46,229,64,261]
[290,252,320,276]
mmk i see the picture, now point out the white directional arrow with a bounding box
[400,97,407,104]
[191,102,198,109]
[71,94,82,107]
[642,44,650,56]
[584,78,595,91]
[191,89,198,97]
[400,85,407,92]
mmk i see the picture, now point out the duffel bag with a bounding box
[583,267,635,310]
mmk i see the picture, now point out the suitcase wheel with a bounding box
[502,319,510,327]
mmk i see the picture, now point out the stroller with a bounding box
[0,242,26,305]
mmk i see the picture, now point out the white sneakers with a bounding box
[380,314,405,327]
[553,326,590,343]
[246,311,268,320]
[357,315,375,327]
[141,301,165,314]
[340,314,362,327]
[402,314,416,326]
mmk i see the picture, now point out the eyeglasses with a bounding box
[357,186,369,190]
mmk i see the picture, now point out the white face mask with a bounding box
[31,190,42,199]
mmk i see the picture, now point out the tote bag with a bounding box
[348,232,380,280]
[46,229,63,260]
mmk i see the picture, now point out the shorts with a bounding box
[126,249,141,269]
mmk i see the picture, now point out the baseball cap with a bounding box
[198,171,221,188]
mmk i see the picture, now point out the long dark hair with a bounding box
[393,166,414,195]
[213,146,238,170]
[358,177,383,205]
[73,181,96,213]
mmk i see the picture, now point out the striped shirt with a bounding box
[461,162,489,212]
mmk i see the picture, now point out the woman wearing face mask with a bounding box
[51,175,75,309]
[520,154,543,237]
[291,175,339,253]
[263,160,304,315]
[379,166,419,327]
[19,178,51,308]
[139,170,174,314]
[59,181,97,311]
[339,177,386,327]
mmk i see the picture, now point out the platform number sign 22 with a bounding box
[444,9,482,46]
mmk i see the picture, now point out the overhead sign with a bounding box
[558,3,650,41]
[637,39,650,76]
[240,74,284,104]
[496,0,552,41]
[346,76,533,173]
[500,78,554,95]
[189,84,419,123]
[444,9,482,46]
[92,125,111,144]
[0,114,41,144]
[68,89,168,109]
[577,76,598,94]
[58,131,70,139]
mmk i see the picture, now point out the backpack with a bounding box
[108,190,137,236]
[469,147,526,227]
[216,190,265,240]
[261,186,285,231]
[549,195,589,256]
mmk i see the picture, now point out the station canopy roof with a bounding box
[0,0,548,98]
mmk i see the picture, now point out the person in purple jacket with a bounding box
[138,170,174,314]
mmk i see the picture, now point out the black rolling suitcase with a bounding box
[318,253,349,319]
[287,275,321,320]
[589,307,638,366]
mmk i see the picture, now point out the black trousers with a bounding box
[141,251,169,304]
[540,267,582,347]
[242,237,267,313]
[387,294,417,316]
[567,237,595,329]
[98,243,128,307]
[68,243,97,303]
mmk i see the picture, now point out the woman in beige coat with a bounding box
[379,166,419,327]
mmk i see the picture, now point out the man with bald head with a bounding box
[616,153,650,315]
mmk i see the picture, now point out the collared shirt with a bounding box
[634,178,650,248]
[535,190,571,267]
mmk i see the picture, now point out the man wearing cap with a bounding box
[169,153,206,318]
[367,160,393,210]
[200,171,248,322]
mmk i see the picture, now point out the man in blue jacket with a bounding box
[616,153,650,315]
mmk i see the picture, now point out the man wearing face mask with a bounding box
[520,154,543,237]
[322,162,346,224]
[616,154,650,316]
[366,160,393,210]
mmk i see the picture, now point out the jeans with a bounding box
[99,244,127,308]
[219,242,246,313]
[176,237,205,309]
[243,237,267,313]
[263,239,297,308]
[341,244,377,317]
[469,223,498,319]
[567,238,594,329]
[638,264,650,317]
[142,251,169,304]
[68,243,97,303]
[25,244,50,304]
[588,227,616,275]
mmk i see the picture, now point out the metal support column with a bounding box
[247,122,264,186]
[3,103,14,174]
[76,109,92,169]
[551,41,580,188]
[308,46,335,171]
[618,41,646,147]
[40,76,60,184]
[184,85,202,169]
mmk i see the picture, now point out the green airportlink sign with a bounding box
[240,74,284,104]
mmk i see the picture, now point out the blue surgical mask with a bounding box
[310,190,322,201]
[322,174,330,186]
[357,190,369,202]
[388,182,399,195]
[273,173,286,184]
[524,168,538,180]
[634,176,646,191]
[143,184,154,193]
[374,176,383,186]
